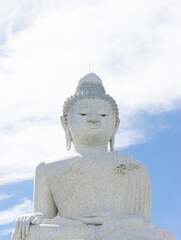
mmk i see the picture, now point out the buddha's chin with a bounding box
[71,127,112,145]
[75,133,111,146]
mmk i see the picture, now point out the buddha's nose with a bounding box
[87,109,100,123]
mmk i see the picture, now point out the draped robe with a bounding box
[12,151,177,240]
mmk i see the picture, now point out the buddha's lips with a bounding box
[86,122,101,129]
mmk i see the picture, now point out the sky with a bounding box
[0,0,181,239]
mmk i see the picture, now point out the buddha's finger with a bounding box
[21,217,26,239]
[15,218,20,231]
[15,216,23,233]
[21,217,25,239]
[25,216,34,236]
[25,220,30,236]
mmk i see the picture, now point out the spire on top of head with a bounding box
[78,73,103,86]
[76,73,105,95]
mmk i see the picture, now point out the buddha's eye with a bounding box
[98,107,109,117]
[80,113,87,116]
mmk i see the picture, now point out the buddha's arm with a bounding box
[34,162,58,219]
[13,162,58,239]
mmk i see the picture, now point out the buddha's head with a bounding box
[61,73,120,152]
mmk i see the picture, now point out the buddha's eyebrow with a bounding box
[97,106,110,111]
[75,105,89,111]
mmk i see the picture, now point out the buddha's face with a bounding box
[67,98,117,146]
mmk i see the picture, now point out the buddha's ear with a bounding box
[60,116,72,151]
[110,119,120,152]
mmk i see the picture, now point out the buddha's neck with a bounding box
[73,144,108,156]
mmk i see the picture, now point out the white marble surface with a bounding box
[12,73,177,240]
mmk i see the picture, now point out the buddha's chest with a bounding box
[48,158,139,216]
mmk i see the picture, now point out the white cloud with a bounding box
[0,0,181,183]
[0,194,14,200]
[0,120,67,184]
[0,198,33,225]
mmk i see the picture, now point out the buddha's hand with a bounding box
[14,212,45,239]
[75,210,118,225]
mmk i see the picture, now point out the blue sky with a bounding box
[0,0,181,239]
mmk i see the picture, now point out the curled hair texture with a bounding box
[62,74,119,124]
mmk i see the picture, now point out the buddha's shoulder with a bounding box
[35,153,81,173]
[115,151,149,173]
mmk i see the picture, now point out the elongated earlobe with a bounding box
[65,130,72,151]
[110,120,120,152]
[110,137,115,152]
[60,116,72,151]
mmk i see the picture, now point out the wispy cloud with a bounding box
[0,0,181,184]
[0,194,14,200]
[0,198,33,225]
[0,170,34,186]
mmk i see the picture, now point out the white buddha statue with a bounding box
[12,73,177,240]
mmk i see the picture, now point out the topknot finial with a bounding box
[76,73,105,95]
[78,73,103,86]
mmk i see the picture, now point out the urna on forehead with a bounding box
[62,73,120,123]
